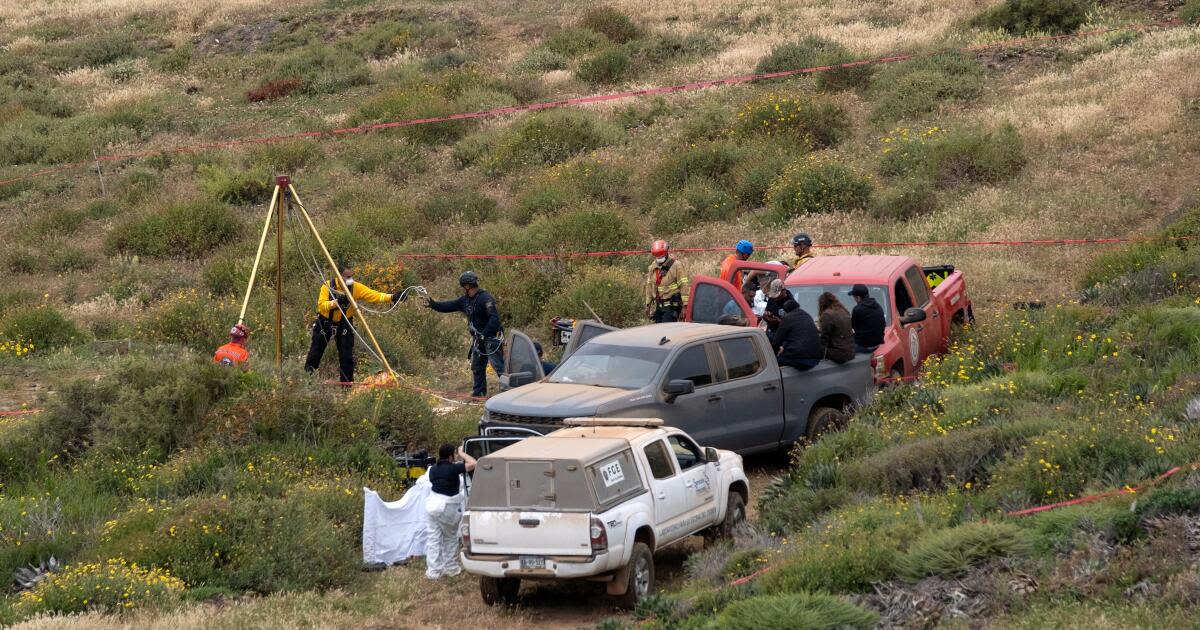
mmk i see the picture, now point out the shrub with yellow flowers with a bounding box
[14,557,183,617]
[0,338,34,360]
[733,93,850,149]
[763,153,872,225]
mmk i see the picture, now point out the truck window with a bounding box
[904,266,931,307]
[666,345,713,389]
[894,278,914,314]
[642,440,675,480]
[588,449,644,506]
[691,283,741,324]
[717,337,761,380]
[668,435,702,471]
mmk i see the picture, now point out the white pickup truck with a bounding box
[460,418,749,608]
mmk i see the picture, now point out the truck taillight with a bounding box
[460,514,471,550]
[589,516,607,552]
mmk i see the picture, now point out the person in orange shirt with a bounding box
[718,240,754,290]
[213,323,250,369]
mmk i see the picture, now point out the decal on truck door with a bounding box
[599,459,625,487]
[908,327,920,368]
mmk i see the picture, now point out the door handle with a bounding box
[707,395,722,403]
[656,491,666,500]
[915,326,924,333]
[762,384,778,392]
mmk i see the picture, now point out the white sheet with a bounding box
[362,473,431,565]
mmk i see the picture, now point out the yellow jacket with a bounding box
[644,259,689,307]
[317,281,393,322]
[793,252,815,268]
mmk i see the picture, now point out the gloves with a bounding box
[391,291,404,304]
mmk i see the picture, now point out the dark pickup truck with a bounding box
[483,323,874,454]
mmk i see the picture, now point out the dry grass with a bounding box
[0,0,320,34]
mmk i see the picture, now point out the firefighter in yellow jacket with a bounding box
[304,262,400,383]
[644,240,689,323]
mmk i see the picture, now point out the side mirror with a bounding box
[663,379,696,403]
[503,371,536,389]
[899,307,927,325]
[704,447,720,463]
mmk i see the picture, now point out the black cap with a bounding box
[792,233,812,246]
[848,284,869,298]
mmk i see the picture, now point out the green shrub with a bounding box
[198,165,271,205]
[47,246,97,273]
[733,93,850,149]
[576,49,632,84]
[153,45,193,73]
[203,256,250,296]
[1,306,81,350]
[139,290,237,352]
[733,151,792,208]
[647,141,746,199]
[344,388,439,449]
[247,140,322,173]
[1079,242,1171,289]
[351,87,470,145]
[1184,0,1200,25]
[85,199,120,220]
[353,204,425,242]
[455,87,519,112]
[971,0,1088,35]
[136,495,358,594]
[616,97,673,130]
[339,136,426,181]
[515,158,632,223]
[541,267,644,327]
[897,522,1033,580]
[424,50,475,71]
[486,109,620,174]
[5,249,41,274]
[42,31,143,73]
[579,7,641,44]
[107,200,242,259]
[527,205,641,255]
[347,20,414,60]
[718,593,877,630]
[627,32,720,66]
[31,207,85,238]
[542,28,609,58]
[761,537,898,594]
[871,176,939,219]
[419,190,498,226]
[844,426,1009,494]
[1136,487,1200,520]
[451,130,501,168]
[514,48,568,73]
[651,179,737,234]
[321,222,378,265]
[267,44,371,95]
[923,124,1025,186]
[755,36,873,91]
[764,155,872,224]
[12,558,184,618]
[870,53,986,124]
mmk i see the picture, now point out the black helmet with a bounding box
[459,270,479,287]
[792,233,813,247]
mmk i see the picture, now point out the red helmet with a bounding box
[230,323,249,341]
[650,240,669,257]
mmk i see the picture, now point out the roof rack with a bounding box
[562,417,664,427]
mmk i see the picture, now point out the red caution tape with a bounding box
[393,235,1200,261]
[1006,465,1185,517]
[320,379,484,404]
[0,20,1178,189]
[0,409,41,417]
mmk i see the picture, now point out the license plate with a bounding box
[558,329,572,345]
[519,555,545,570]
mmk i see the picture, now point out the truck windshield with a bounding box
[788,285,891,325]
[547,343,667,389]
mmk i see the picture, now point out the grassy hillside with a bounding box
[0,0,1199,626]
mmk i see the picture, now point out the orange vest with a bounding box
[213,343,249,367]
[718,255,743,290]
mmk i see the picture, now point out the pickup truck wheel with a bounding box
[614,542,654,610]
[718,491,746,539]
[805,407,847,443]
[480,576,520,607]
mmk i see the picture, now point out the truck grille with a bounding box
[487,411,565,427]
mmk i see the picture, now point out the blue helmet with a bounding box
[735,240,754,256]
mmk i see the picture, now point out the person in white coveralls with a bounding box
[424,443,476,579]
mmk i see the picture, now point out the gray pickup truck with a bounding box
[483,323,874,454]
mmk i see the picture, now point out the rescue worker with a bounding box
[849,284,886,353]
[791,233,815,268]
[644,240,689,323]
[424,444,476,580]
[770,300,825,371]
[304,263,402,383]
[718,240,754,290]
[425,271,505,398]
[213,323,250,369]
[817,292,855,364]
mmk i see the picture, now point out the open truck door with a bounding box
[560,319,617,362]
[685,276,758,327]
[500,330,544,390]
[719,260,790,289]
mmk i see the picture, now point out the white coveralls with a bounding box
[424,479,466,579]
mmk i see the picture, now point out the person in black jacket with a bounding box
[849,284,885,353]
[769,300,824,371]
[817,292,855,364]
[426,271,505,397]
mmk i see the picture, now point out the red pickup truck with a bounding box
[685,255,973,382]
